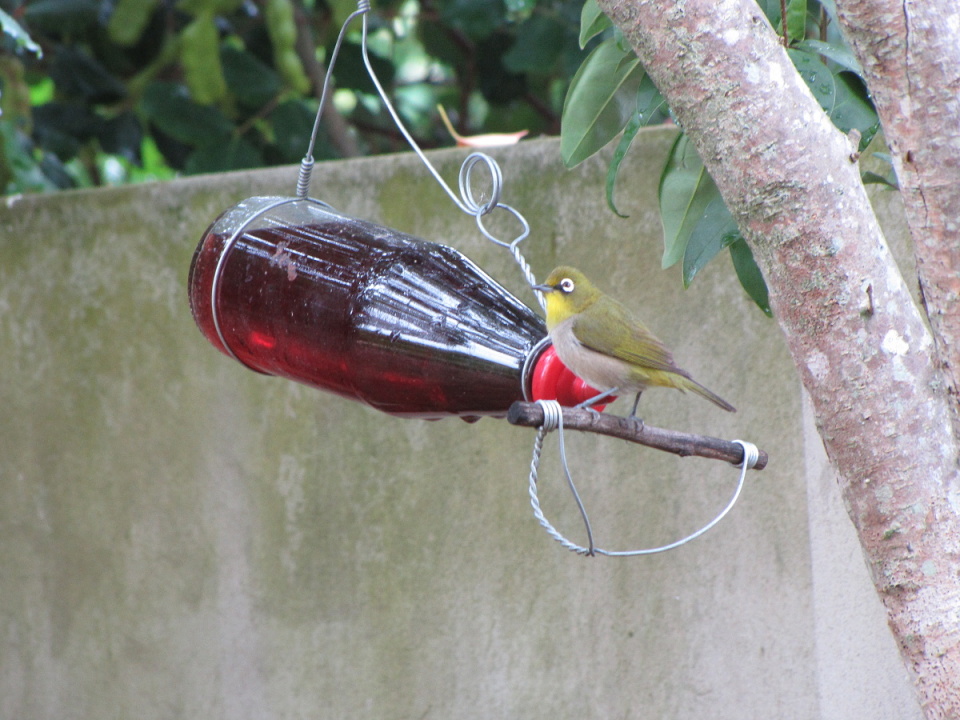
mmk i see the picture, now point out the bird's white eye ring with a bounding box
[559,278,575,293]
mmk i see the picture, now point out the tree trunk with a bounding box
[833,0,960,412]
[594,0,960,715]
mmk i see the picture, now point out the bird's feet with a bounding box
[574,387,618,420]
[625,392,645,430]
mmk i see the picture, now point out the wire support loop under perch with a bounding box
[519,400,763,557]
[508,401,767,470]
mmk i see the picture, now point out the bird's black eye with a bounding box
[559,278,575,293]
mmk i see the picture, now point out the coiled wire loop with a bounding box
[295,3,540,305]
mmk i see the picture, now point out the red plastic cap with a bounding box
[529,344,614,410]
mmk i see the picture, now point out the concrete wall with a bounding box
[0,131,922,719]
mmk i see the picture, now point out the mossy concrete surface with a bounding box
[0,132,921,719]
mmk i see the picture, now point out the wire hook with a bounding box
[292,3,757,557]
[295,1,540,301]
[458,152,502,215]
[297,0,371,199]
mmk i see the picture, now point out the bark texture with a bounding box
[833,0,960,413]
[594,0,960,715]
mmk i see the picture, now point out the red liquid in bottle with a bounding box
[188,197,548,419]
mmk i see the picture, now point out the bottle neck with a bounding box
[524,340,614,410]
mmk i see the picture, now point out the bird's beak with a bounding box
[532,283,552,293]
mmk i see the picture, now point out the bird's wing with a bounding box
[571,297,686,375]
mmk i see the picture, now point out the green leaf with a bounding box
[106,0,158,47]
[1,123,57,193]
[861,170,898,189]
[138,136,177,181]
[790,49,879,150]
[867,152,896,186]
[267,100,327,163]
[660,134,770,311]
[606,112,642,218]
[22,0,99,35]
[560,37,644,168]
[658,134,714,269]
[681,190,739,287]
[51,46,127,103]
[328,0,363,28]
[140,82,234,146]
[831,71,879,148]
[793,38,863,76]
[176,0,244,15]
[634,72,669,127]
[579,0,611,49]
[0,9,42,57]
[504,0,536,13]
[789,49,836,114]
[98,112,143,162]
[784,0,806,44]
[612,25,631,53]
[334,41,397,96]
[817,0,839,24]
[221,45,280,108]
[32,102,103,158]
[38,150,76,189]
[755,0,779,26]
[440,0,503,41]
[730,238,772,316]
[418,19,465,68]
[605,75,669,217]
[503,14,566,74]
[185,135,262,174]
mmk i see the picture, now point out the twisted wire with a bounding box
[296,1,371,199]
[528,401,595,555]
[279,3,566,550]
[357,16,541,293]
[293,1,542,293]
[296,157,314,199]
[289,1,761,560]
[527,401,759,558]
[511,242,545,311]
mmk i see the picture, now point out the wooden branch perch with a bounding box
[507,402,768,471]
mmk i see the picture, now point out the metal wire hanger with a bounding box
[295,0,543,309]
[293,0,761,557]
[526,401,759,556]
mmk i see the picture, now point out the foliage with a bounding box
[560,0,883,315]
[1,0,885,317]
[0,0,586,194]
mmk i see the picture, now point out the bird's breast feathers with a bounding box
[550,316,641,391]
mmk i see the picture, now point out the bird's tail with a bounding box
[679,377,737,413]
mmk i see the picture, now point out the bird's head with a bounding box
[534,266,601,328]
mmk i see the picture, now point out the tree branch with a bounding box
[833,0,960,411]
[507,402,767,469]
[596,0,960,714]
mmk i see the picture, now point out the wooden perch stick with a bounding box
[507,402,768,471]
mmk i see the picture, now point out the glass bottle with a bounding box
[188,196,605,420]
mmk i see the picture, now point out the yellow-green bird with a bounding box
[534,266,736,417]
